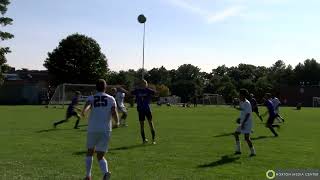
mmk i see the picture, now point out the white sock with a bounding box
[235,141,241,152]
[85,156,93,177]
[99,158,109,175]
[250,146,256,154]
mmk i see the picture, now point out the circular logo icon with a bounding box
[266,170,276,179]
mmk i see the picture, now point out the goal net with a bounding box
[312,97,320,107]
[48,83,117,108]
[201,93,225,105]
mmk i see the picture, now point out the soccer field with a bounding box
[0,105,319,180]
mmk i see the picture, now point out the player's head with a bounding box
[140,79,148,88]
[111,87,117,95]
[250,93,254,98]
[265,93,272,99]
[96,79,107,92]
[239,89,249,101]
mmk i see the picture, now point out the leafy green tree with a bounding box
[44,34,109,85]
[0,0,14,84]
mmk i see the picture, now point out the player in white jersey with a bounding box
[234,89,256,157]
[112,87,128,127]
[82,79,120,180]
[272,96,285,123]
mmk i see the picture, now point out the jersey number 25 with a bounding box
[93,96,108,107]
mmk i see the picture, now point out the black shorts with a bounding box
[252,107,259,114]
[138,110,152,121]
[66,111,78,119]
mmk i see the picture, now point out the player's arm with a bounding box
[81,101,91,117]
[111,106,120,128]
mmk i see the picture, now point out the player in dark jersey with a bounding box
[264,93,280,137]
[53,91,81,129]
[131,80,156,144]
[249,94,263,122]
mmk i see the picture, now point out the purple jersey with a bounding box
[265,99,275,117]
[132,88,155,111]
[67,96,79,112]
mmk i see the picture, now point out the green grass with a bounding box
[0,105,319,180]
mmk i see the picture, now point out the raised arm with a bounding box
[81,100,92,117]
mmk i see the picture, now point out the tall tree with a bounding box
[44,33,109,86]
[0,0,14,84]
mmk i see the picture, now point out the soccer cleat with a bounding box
[250,153,256,157]
[74,127,80,129]
[103,172,111,180]
[152,141,157,145]
[53,123,57,129]
[143,139,149,144]
[83,176,91,180]
[234,151,241,155]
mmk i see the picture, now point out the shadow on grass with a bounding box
[35,129,66,133]
[109,144,148,151]
[251,135,273,140]
[213,132,234,138]
[78,124,88,127]
[197,155,240,168]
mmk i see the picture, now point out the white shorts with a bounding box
[118,106,127,113]
[86,132,111,152]
[235,124,252,134]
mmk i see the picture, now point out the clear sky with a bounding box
[3,0,320,72]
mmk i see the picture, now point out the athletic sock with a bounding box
[235,141,241,152]
[74,119,80,128]
[250,146,256,155]
[85,156,93,177]
[99,158,109,175]
[141,130,146,141]
[151,129,155,141]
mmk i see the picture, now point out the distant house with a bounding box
[0,70,49,105]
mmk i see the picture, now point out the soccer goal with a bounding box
[201,93,226,105]
[312,97,320,107]
[48,83,118,108]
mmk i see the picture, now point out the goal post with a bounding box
[312,97,320,107]
[48,83,118,108]
[201,93,226,105]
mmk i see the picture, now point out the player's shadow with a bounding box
[35,129,66,133]
[109,144,148,151]
[251,135,273,140]
[197,155,240,168]
[213,132,234,138]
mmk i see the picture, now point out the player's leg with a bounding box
[120,107,128,127]
[96,132,111,180]
[233,131,241,154]
[146,111,156,144]
[266,116,278,137]
[138,111,147,143]
[244,134,256,156]
[73,112,81,129]
[85,148,95,180]
[53,113,70,128]
[85,132,96,180]
[254,109,263,122]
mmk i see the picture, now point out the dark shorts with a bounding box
[66,110,78,119]
[267,115,276,125]
[138,110,152,121]
[252,107,259,114]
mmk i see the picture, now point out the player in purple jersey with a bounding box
[131,80,156,144]
[53,91,81,129]
[264,93,280,137]
[249,93,263,122]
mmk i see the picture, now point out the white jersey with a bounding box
[86,92,116,133]
[272,97,281,111]
[115,92,125,108]
[236,99,253,134]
